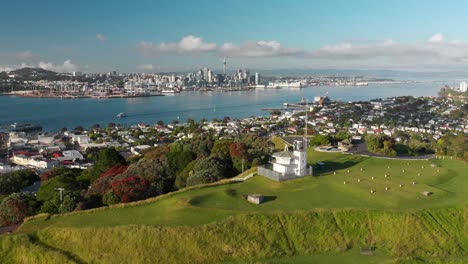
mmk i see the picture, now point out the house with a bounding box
[11,154,59,169]
[73,135,91,145]
[131,145,152,155]
[271,140,309,177]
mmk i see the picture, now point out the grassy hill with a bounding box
[1,150,467,263]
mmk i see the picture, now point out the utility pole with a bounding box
[55,187,65,209]
[242,158,244,177]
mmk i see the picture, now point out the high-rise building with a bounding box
[223,58,227,75]
[72,71,82,77]
[242,69,250,81]
[255,72,260,85]
[207,70,212,83]
[459,81,467,92]
[202,67,209,81]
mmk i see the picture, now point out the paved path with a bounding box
[316,141,434,160]
[346,141,435,160]
[0,224,19,235]
[230,173,255,182]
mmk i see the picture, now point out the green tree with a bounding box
[210,139,233,160]
[40,191,82,214]
[186,156,227,186]
[0,170,39,196]
[36,176,81,202]
[309,135,331,146]
[175,160,196,189]
[167,150,195,175]
[82,148,127,183]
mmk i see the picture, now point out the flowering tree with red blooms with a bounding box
[107,176,153,204]
[87,165,129,196]
[100,165,129,178]
[229,142,248,160]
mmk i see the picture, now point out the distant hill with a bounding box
[11,67,58,77]
[1,67,71,81]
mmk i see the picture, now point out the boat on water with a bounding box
[117,112,127,119]
[283,97,307,106]
[161,89,180,93]
[9,122,42,132]
[275,81,303,88]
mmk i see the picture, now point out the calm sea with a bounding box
[0,81,447,132]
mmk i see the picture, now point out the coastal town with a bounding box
[0,64,411,99]
[1,86,466,175]
[1,1,468,263]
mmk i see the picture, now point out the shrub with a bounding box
[0,193,39,227]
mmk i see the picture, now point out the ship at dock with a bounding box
[8,122,42,133]
[271,81,303,88]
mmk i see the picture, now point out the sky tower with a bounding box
[223,57,227,75]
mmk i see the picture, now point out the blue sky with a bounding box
[1,0,468,72]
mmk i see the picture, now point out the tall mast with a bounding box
[305,99,308,148]
[223,57,227,75]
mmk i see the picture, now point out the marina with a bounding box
[0,82,446,132]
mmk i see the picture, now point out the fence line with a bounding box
[257,166,306,182]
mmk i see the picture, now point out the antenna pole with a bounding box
[305,99,308,148]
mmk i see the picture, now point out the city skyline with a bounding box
[2,0,468,72]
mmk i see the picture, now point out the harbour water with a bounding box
[0,82,447,132]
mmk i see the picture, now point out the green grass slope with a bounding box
[1,150,466,263]
[10,208,467,264]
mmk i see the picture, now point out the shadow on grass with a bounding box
[262,196,277,203]
[313,161,362,176]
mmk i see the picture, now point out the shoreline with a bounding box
[0,92,165,99]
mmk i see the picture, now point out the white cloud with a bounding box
[0,66,13,72]
[136,35,217,54]
[38,60,78,73]
[96,33,106,41]
[429,33,444,43]
[139,33,468,69]
[136,64,154,70]
[219,40,300,57]
[16,51,34,59]
[0,51,34,59]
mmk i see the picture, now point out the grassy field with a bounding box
[2,149,466,263]
[19,150,467,232]
[3,208,466,263]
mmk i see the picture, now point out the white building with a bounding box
[271,140,308,177]
[11,155,59,169]
[460,81,468,92]
[255,72,260,85]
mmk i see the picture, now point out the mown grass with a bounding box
[3,150,466,263]
[19,150,467,232]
